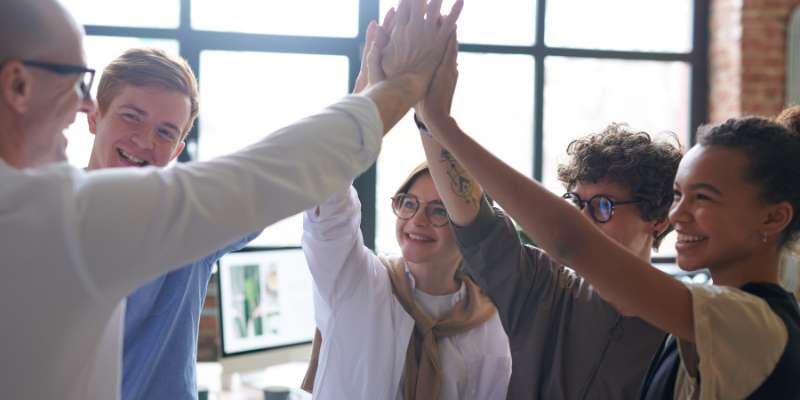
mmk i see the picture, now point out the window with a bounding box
[192,0,359,37]
[66,0,707,264]
[197,51,349,246]
[379,0,537,45]
[60,0,179,28]
[542,57,690,193]
[376,53,535,253]
[545,0,693,52]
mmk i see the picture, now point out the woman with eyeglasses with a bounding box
[299,160,511,400]
[422,48,800,398]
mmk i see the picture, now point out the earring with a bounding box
[762,232,768,243]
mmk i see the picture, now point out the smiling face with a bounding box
[87,85,189,169]
[395,173,459,264]
[669,145,771,272]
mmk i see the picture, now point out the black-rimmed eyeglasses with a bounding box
[22,60,95,100]
[391,193,450,227]
[562,192,643,223]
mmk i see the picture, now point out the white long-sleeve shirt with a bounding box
[302,186,512,400]
[0,96,382,400]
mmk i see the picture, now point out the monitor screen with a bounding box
[217,248,315,356]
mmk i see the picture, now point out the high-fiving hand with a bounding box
[416,32,459,128]
[353,9,395,94]
[380,0,463,100]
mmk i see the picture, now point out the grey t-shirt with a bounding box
[453,198,665,400]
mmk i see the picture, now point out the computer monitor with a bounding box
[217,248,315,357]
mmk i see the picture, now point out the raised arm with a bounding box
[302,187,381,313]
[75,97,383,301]
[416,34,483,226]
[427,109,695,342]
[363,0,464,137]
[72,0,465,302]
[415,36,612,335]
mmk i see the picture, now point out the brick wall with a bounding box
[710,0,800,122]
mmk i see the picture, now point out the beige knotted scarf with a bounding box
[301,256,497,400]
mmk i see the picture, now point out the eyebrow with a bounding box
[688,183,723,195]
[119,104,147,116]
[120,104,180,133]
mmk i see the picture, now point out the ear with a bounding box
[0,61,33,114]
[652,216,671,238]
[169,140,186,162]
[761,201,794,238]
[87,110,98,134]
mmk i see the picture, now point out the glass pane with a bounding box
[65,36,179,168]
[379,0,535,45]
[546,0,693,52]
[376,53,535,254]
[543,57,690,256]
[60,0,179,28]
[198,51,349,247]
[192,0,358,37]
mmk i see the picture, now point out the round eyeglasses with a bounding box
[391,193,450,227]
[562,192,643,223]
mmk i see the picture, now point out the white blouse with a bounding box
[303,186,512,400]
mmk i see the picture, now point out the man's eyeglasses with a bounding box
[562,192,643,224]
[391,193,450,227]
[22,60,95,100]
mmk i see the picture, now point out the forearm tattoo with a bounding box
[441,149,478,205]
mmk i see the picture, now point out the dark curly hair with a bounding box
[698,115,800,248]
[776,105,800,135]
[557,123,683,250]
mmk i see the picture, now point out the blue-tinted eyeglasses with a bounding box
[562,192,642,223]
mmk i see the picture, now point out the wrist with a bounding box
[425,115,458,134]
[413,113,433,138]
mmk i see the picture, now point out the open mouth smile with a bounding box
[117,148,149,167]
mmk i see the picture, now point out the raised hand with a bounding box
[380,0,463,101]
[416,33,458,128]
[353,9,395,94]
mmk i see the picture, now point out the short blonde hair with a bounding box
[96,47,199,140]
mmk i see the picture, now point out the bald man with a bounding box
[0,0,463,399]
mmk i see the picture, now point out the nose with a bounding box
[410,206,430,227]
[668,196,690,225]
[131,128,155,150]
